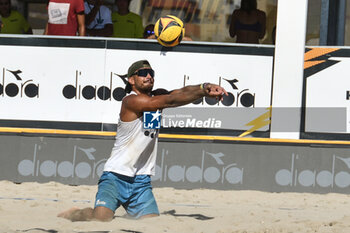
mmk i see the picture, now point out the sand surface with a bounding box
[0,180,349,233]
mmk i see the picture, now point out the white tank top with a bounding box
[103,114,159,177]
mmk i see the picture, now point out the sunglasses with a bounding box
[146,30,154,35]
[134,69,155,78]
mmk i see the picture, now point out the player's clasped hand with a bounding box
[203,83,228,101]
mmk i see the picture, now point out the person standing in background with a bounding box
[44,0,85,36]
[84,0,113,37]
[143,23,154,38]
[0,0,32,34]
[112,0,143,38]
[229,0,266,44]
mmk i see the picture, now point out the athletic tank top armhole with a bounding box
[119,91,142,123]
[119,116,142,124]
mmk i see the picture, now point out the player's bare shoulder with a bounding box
[120,94,149,120]
[122,93,151,110]
[121,93,135,106]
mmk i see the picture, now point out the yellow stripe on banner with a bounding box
[1,127,350,145]
[0,127,117,137]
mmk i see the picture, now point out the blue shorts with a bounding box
[94,171,159,219]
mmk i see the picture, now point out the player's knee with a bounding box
[93,207,114,222]
[93,212,114,222]
[94,214,113,222]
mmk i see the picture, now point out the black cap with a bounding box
[127,60,152,77]
[125,60,152,93]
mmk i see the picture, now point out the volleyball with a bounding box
[154,15,185,47]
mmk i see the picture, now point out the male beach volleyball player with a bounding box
[58,60,227,221]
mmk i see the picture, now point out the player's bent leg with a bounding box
[92,206,115,222]
[127,175,160,219]
[92,171,121,221]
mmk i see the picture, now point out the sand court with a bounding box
[0,180,350,233]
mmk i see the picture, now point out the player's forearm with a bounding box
[135,83,225,112]
[165,85,204,107]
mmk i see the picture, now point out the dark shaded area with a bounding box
[162,209,214,220]
[76,232,111,233]
[76,231,111,233]
[121,230,143,233]
[21,228,58,233]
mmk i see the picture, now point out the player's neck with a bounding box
[133,89,151,96]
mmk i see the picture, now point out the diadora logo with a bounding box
[187,76,255,108]
[144,110,162,129]
[152,149,244,185]
[17,144,106,179]
[275,153,350,188]
[0,68,39,98]
[62,71,127,101]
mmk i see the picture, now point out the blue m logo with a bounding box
[143,110,162,129]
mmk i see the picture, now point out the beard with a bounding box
[136,83,153,93]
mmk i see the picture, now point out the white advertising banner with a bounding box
[304,48,349,134]
[0,43,273,133]
[0,45,107,123]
